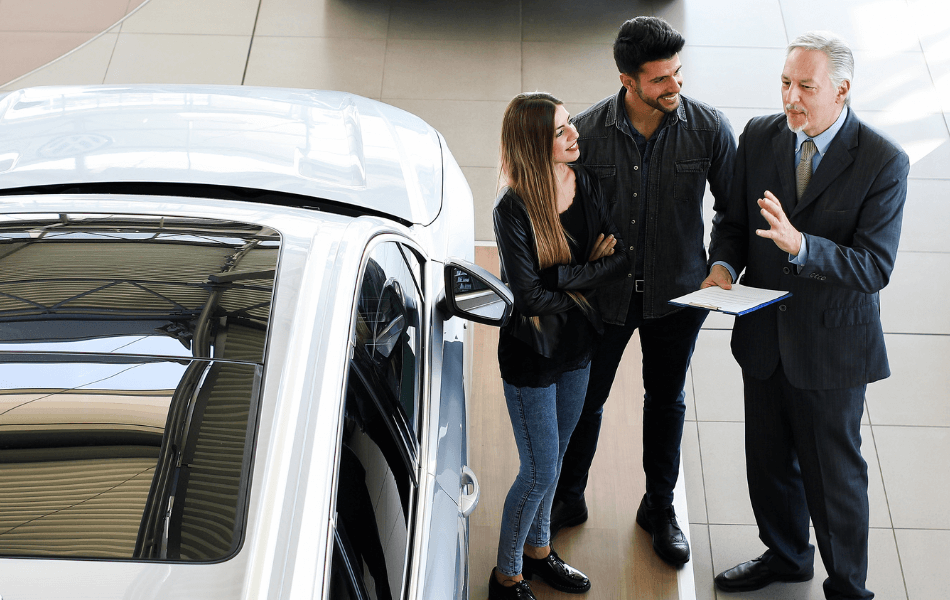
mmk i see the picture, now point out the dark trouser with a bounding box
[554,291,706,508]
[744,363,872,600]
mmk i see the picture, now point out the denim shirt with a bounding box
[571,89,737,322]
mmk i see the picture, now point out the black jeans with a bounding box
[554,291,706,508]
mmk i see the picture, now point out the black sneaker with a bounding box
[635,494,690,567]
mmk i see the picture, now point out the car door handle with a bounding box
[460,465,480,518]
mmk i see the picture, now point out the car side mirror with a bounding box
[441,259,513,327]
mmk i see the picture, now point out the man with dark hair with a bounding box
[706,31,907,598]
[550,16,736,568]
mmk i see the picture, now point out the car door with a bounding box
[329,238,423,600]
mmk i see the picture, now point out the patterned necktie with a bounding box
[796,139,816,201]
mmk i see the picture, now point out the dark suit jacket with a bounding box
[708,109,909,390]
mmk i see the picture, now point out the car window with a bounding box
[0,213,277,561]
[332,240,423,600]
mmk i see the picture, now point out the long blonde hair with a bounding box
[499,92,589,324]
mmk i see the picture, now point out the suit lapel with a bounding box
[770,121,797,214]
[791,109,859,216]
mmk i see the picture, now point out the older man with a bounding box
[704,31,908,599]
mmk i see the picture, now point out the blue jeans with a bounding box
[496,364,590,577]
[555,292,706,508]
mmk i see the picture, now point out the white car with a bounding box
[0,85,511,600]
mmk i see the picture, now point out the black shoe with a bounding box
[714,554,814,592]
[522,548,591,594]
[635,494,690,567]
[488,568,537,600]
[550,496,588,538]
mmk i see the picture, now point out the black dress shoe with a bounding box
[714,554,814,592]
[488,568,537,600]
[635,494,690,567]
[550,496,588,538]
[522,548,591,594]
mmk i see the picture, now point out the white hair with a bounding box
[787,31,854,105]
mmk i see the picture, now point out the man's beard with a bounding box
[785,104,807,133]
[636,81,679,114]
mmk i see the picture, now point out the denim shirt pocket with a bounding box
[585,164,618,206]
[673,157,711,202]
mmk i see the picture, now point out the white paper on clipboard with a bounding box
[668,284,791,316]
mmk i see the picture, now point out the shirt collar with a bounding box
[795,105,848,155]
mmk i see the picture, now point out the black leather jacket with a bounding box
[493,165,629,358]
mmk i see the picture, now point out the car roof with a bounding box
[0,85,445,225]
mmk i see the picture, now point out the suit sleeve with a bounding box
[798,148,909,294]
[493,200,580,317]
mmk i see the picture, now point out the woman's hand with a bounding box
[589,233,616,261]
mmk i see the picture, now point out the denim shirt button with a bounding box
[633,165,639,170]
[633,192,638,197]
[631,219,636,224]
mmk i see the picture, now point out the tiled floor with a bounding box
[2,0,949,598]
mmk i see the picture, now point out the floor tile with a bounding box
[520,0,653,44]
[0,0,131,33]
[461,167,500,243]
[104,33,251,85]
[906,0,950,54]
[779,0,920,52]
[876,425,950,529]
[1,32,117,90]
[255,0,391,39]
[657,0,787,49]
[860,111,950,179]
[867,527,910,600]
[679,45,786,111]
[683,419,708,523]
[896,528,950,600]
[863,425,892,529]
[698,421,755,525]
[119,0,259,35]
[700,310,736,332]
[717,107,780,141]
[850,50,940,114]
[387,0,521,42]
[866,334,950,427]
[521,42,619,106]
[685,366,697,422]
[880,251,950,335]
[380,39,521,102]
[900,179,950,253]
[244,36,386,98]
[385,99,506,169]
[0,31,97,86]
[689,524,716,600]
[690,329,744,423]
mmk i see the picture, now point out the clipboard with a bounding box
[668,284,791,316]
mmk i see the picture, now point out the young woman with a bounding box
[489,92,629,600]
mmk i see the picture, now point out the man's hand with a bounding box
[589,233,616,261]
[756,190,802,255]
[701,263,733,289]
